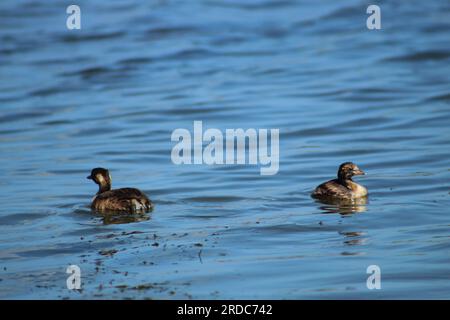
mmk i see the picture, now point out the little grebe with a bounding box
[312,162,368,200]
[87,168,153,213]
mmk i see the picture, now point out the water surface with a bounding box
[0,0,449,299]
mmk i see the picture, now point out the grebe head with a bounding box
[337,162,365,181]
[87,167,112,193]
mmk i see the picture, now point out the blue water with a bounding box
[0,0,449,299]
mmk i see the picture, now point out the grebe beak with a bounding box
[87,175,93,180]
[353,169,365,176]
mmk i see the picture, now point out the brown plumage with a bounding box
[312,162,368,200]
[87,168,153,213]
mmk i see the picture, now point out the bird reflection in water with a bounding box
[98,212,150,225]
[314,196,368,215]
[340,231,367,246]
